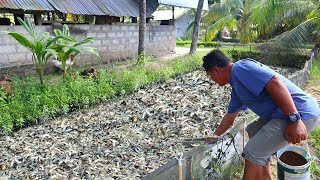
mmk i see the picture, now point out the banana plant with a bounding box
[52,24,100,78]
[8,17,73,85]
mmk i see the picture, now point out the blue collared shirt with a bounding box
[227,59,320,120]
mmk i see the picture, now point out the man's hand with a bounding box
[285,120,307,144]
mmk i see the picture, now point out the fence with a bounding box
[142,51,316,180]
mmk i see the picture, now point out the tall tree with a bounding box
[138,0,146,61]
[190,0,205,53]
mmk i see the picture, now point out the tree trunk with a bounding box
[138,0,146,60]
[37,64,44,85]
[190,0,204,54]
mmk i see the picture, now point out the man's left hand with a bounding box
[285,120,307,144]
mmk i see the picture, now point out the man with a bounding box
[203,50,320,180]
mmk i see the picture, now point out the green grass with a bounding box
[311,56,320,78]
[308,56,320,178]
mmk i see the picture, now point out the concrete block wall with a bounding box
[0,23,176,70]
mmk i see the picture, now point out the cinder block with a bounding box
[8,53,26,63]
[16,45,30,53]
[108,45,118,52]
[128,26,136,31]
[97,32,107,38]
[116,32,124,37]
[107,32,116,38]
[102,39,111,45]
[111,26,120,31]
[0,55,9,65]
[133,32,139,36]
[0,45,16,54]
[98,47,108,53]
[87,33,96,37]
[112,39,120,44]
[129,39,136,44]
[92,25,101,31]
[102,25,111,31]
[2,35,18,44]
[125,32,133,36]
[121,26,128,31]
[25,53,34,64]
[92,40,102,46]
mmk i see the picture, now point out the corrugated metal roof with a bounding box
[48,0,99,15]
[0,0,20,9]
[158,0,209,11]
[0,0,54,11]
[95,0,158,17]
[17,0,54,11]
[0,0,159,17]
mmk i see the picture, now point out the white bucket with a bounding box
[277,145,311,180]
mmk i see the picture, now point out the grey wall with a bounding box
[0,23,176,69]
[175,12,193,39]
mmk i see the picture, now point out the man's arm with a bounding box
[213,111,239,136]
[265,75,307,144]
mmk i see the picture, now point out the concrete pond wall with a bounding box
[142,54,315,180]
[0,23,175,75]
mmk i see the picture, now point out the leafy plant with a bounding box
[52,24,100,78]
[8,18,72,85]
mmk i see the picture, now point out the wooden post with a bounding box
[14,14,24,25]
[34,13,42,25]
[172,6,175,26]
[132,17,137,23]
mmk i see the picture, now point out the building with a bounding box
[0,0,208,73]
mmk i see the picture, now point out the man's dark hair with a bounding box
[203,49,231,71]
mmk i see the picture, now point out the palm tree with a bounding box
[187,0,315,45]
[138,0,146,63]
[260,1,319,57]
[190,0,205,53]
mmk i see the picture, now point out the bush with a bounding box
[176,39,219,47]
[227,49,262,61]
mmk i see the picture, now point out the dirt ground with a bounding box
[305,82,320,102]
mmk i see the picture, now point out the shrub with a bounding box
[176,40,218,47]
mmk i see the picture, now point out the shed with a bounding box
[158,0,209,11]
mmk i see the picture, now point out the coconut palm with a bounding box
[190,0,205,53]
[8,18,73,85]
[261,1,320,58]
[138,0,146,62]
[51,24,99,78]
[186,0,315,45]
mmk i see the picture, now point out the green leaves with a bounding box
[8,17,100,83]
[8,32,35,50]
[8,18,59,84]
[51,24,99,77]
[16,17,35,38]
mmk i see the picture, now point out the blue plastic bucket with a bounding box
[277,145,311,180]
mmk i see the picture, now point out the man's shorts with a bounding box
[242,116,320,166]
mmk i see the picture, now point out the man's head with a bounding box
[203,50,232,86]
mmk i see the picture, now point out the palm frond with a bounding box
[8,32,35,50]
[261,18,317,56]
[185,21,195,39]
[207,15,237,41]
[74,37,96,47]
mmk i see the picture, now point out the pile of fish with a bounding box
[0,67,295,179]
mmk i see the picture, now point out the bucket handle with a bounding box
[299,140,312,161]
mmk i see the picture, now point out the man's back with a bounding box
[228,59,320,120]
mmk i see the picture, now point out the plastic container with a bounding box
[277,145,311,180]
